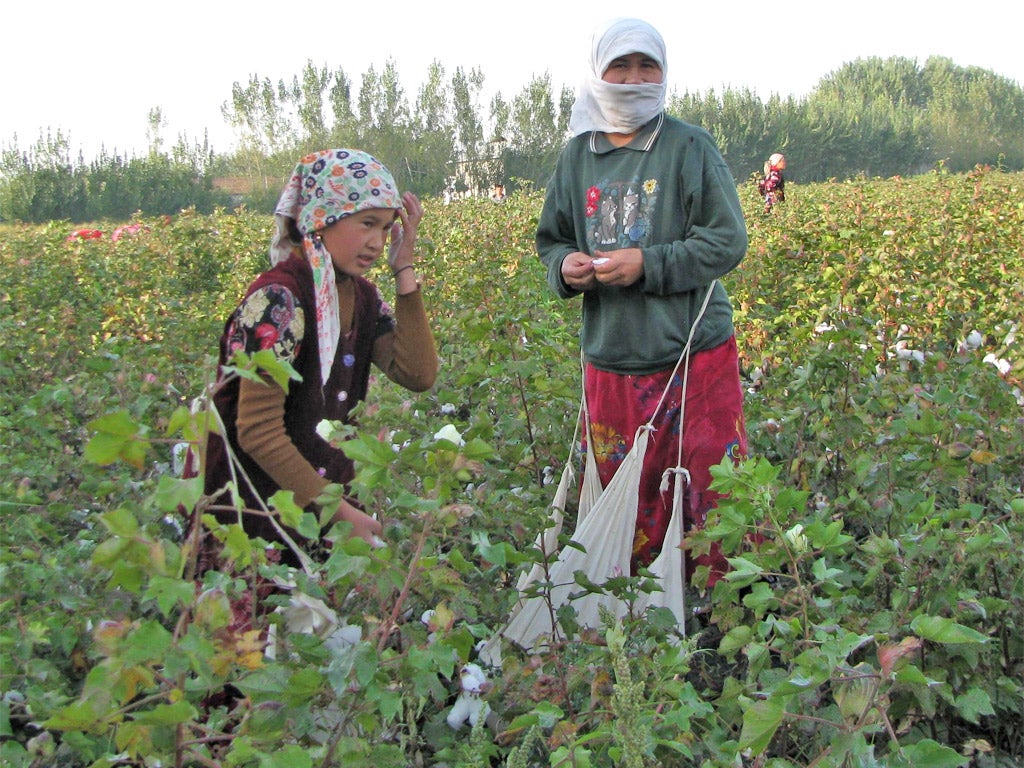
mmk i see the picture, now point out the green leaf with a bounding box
[130,700,195,725]
[143,575,195,617]
[123,621,173,663]
[336,434,396,466]
[84,411,150,468]
[893,665,932,686]
[474,533,515,568]
[269,490,317,538]
[284,668,323,706]
[257,744,313,768]
[88,410,144,438]
[954,686,995,724]
[235,665,292,702]
[43,699,104,732]
[738,697,785,754]
[323,548,371,582]
[894,738,969,767]
[910,615,988,644]
[462,437,495,460]
[98,507,140,537]
[719,625,754,658]
[811,557,843,582]
[532,700,565,729]
[239,349,302,391]
[153,474,203,513]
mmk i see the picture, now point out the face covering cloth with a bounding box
[568,17,668,136]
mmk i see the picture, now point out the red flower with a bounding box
[67,228,104,241]
[254,324,280,349]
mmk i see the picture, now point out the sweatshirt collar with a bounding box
[589,112,664,154]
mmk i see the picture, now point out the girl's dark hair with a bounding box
[286,217,303,244]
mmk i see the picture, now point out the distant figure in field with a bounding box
[758,152,786,214]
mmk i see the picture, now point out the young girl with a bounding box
[199,148,438,569]
[536,18,749,587]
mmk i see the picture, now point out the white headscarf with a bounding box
[568,17,667,136]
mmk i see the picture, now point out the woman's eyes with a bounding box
[610,58,660,69]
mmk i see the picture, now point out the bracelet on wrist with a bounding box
[392,265,415,278]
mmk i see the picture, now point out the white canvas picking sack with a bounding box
[486,426,651,659]
[480,282,716,665]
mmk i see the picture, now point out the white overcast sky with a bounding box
[3,0,1021,160]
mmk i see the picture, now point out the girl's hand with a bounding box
[331,498,384,546]
[388,191,423,273]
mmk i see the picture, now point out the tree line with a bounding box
[1,55,1020,224]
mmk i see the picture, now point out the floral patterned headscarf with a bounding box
[269,149,401,385]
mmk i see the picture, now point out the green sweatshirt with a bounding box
[536,113,748,374]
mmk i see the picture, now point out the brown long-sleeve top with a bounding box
[213,260,438,514]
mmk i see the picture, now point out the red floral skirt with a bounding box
[581,336,747,585]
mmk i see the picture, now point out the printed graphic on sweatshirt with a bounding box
[584,178,659,252]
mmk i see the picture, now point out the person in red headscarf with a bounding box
[758,152,786,214]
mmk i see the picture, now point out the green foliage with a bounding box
[4,56,1023,224]
[0,132,229,223]
[2,171,1023,766]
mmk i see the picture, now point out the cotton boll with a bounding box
[446,664,492,730]
[433,423,465,446]
[897,348,925,365]
[466,695,490,727]
[983,353,1011,376]
[784,524,809,554]
[460,663,489,694]
[1001,322,1017,347]
[542,465,556,486]
[964,330,983,350]
[446,692,474,729]
[282,593,339,635]
[421,609,438,644]
[892,340,924,370]
[324,624,362,655]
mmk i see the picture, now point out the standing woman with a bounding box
[198,149,438,571]
[536,18,748,587]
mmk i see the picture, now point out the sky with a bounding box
[3,0,1021,161]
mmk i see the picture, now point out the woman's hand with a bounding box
[591,247,644,287]
[331,497,383,546]
[561,251,599,291]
